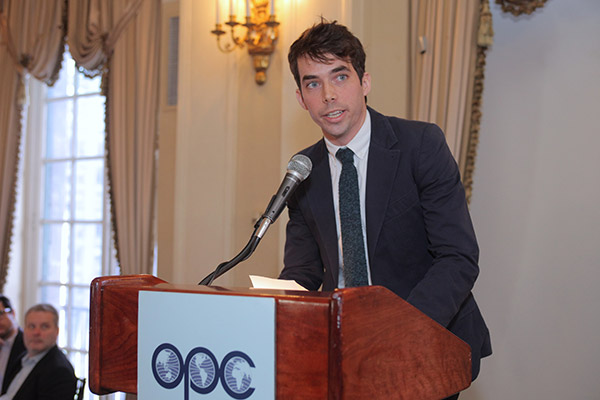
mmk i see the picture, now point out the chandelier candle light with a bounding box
[212,0,280,85]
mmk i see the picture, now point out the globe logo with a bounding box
[156,348,181,383]
[152,344,184,389]
[189,351,218,389]
[220,351,256,399]
[223,356,252,393]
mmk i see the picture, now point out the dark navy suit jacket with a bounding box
[279,107,492,379]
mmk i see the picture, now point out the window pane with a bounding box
[74,160,104,221]
[41,223,71,282]
[58,306,67,348]
[40,285,61,305]
[47,56,76,98]
[46,100,73,158]
[40,285,68,307]
[77,72,102,95]
[76,95,105,157]
[73,223,103,284]
[43,161,72,220]
[68,351,87,380]
[70,288,90,351]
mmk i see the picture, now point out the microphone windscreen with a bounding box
[288,154,312,181]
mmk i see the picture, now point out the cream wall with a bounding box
[464,1,600,399]
[160,0,410,287]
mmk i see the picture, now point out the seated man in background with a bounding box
[0,304,76,400]
[0,296,25,394]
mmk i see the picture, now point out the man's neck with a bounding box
[26,345,53,360]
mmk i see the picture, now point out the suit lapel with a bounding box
[305,141,339,285]
[366,109,401,259]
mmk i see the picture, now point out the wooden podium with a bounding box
[89,275,471,399]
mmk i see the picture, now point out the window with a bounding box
[20,51,121,399]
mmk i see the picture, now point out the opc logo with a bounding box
[151,343,256,399]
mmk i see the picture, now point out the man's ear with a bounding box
[295,88,308,110]
[361,72,372,97]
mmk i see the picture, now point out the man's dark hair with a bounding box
[288,20,366,89]
[0,294,13,310]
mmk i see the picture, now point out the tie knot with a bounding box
[336,147,355,164]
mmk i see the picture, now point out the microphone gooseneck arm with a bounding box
[198,218,267,286]
[198,154,312,286]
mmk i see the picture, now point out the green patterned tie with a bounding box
[336,148,368,287]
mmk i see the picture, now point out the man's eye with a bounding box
[336,74,348,82]
[306,81,319,89]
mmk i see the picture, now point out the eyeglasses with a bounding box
[0,308,12,316]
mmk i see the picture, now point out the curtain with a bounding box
[67,0,161,281]
[0,0,66,290]
[409,0,479,162]
[459,0,493,203]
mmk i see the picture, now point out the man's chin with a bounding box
[28,344,46,353]
[322,130,353,146]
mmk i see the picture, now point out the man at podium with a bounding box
[279,20,492,399]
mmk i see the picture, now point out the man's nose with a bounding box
[322,82,336,103]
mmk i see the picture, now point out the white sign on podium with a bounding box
[138,290,275,399]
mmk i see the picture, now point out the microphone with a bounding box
[199,153,312,286]
[255,154,313,239]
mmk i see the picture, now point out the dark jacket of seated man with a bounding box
[2,345,76,400]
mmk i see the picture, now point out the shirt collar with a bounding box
[324,109,371,161]
[22,347,51,366]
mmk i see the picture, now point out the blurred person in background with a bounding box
[0,295,24,395]
[0,304,76,400]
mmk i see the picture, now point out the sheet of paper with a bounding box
[249,275,308,291]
